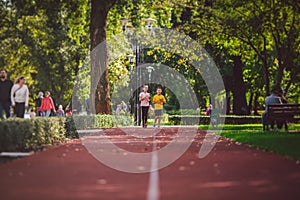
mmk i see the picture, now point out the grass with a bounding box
[198,124,300,161]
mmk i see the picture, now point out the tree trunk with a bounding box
[225,90,231,115]
[232,56,249,115]
[248,91,254,114]
[275,39,284,87]
[90,0,116,114]
[253,92,259,116]
[262,35,270,96]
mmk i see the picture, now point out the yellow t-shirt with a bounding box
[152,94,166,110]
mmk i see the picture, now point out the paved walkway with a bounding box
[0,127,300,200]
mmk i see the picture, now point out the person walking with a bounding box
[0,69,13,119]
[11,76,29,118]
[152,87,166,128]
[40,91,56,117]
[139,85,150,128]
[85,97,91,114]
[56,105,65,117]
[35,91,43,116]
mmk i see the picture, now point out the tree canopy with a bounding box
[1,0,299,114]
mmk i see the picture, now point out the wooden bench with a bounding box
[263,104,300,131]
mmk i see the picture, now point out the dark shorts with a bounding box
[154,110,162,116]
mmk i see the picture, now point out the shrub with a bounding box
[71,114,133,129]
[0,115,133,152]
[0,117,66,152]
[167,109,201,116]
[64,116,79,138]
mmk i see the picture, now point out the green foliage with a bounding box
[167,109,201,115]
[0,117,66,152]
[64,116,79,139]
[1,0,300,115]
[0,0,90,107]
[177,0,300,110]
[71,114,133,129]
[0,114,132,152]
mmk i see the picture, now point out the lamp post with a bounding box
[144,18,157,31]
[127,54,135,115]
[127,55,135,90]
[119,17,129,31]
[120,17,156,126]
[146,65,155,84]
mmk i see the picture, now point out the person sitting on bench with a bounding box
[277,88,288,130]
[263,86,282,130]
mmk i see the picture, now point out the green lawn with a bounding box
[198,124,300,161]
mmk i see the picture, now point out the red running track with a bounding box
[0,127,300,200]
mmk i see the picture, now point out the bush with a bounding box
[0,115,132,152]
[71,114,133,129]
[64,116,79,138]
[0,117,66,152]
[167,109,201,115]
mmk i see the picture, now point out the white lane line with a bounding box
[147,137,160,200]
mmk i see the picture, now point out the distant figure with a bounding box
[72,96,82,114]
[152,87,166,128]
[112,102,117,112]
[115,101,128,115]
[56,105,65,117]
[85,97,91,114]
[127,101,132,113]
[40,91,56,117]
[35,91,43,116]
[265,88,282,106]
[205,104,213,116]
[11,76,29,118]
[29,111,36,118]
[0,69,13,119]
[121,101,128,112]
[139,85,150,128]
[210,107,220,127]
[279,89,287,104]
[262,86,282,130]
[277,88,288,130]
[65,105,72,116]
[116,103,122,115]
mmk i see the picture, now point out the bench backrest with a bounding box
[267,104,300,120]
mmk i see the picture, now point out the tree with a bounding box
[174,0,300,113]
[90,0,117,114]
[90,0,185,114]
[0,0,90,107]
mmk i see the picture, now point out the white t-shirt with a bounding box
[139,92,150,107]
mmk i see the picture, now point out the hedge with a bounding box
[167,109,201,116]
[71,114,133,130]
[0,115,132,152]
[168,115,262,125]
[0,117,66,152]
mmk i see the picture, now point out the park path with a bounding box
[0,127,300,200]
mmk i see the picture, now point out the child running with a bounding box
[139,85,150,128]
[152,87,166,128]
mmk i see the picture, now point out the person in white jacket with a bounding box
[11,76,29,118]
